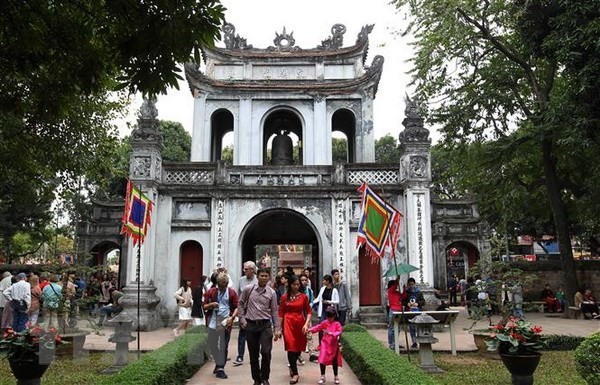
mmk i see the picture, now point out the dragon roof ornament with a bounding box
[318,24,346,50]
[223,23,252,49]
[268,27,300,52]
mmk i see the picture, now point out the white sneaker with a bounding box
[318,376,326,384]
[173,328,179,337]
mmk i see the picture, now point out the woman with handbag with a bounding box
[173,279,193,336]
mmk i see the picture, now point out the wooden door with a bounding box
[180,241,203,289]
[358,247,382,306]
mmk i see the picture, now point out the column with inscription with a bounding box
[399,95,434,286]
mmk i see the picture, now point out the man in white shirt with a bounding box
[0,271,12,328]
[233,260,258,366]
[2,273,31,331]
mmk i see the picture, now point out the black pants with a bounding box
[319,352,339,376]
[245,322,273,382]
[287,351,301,376]
[449,290,458,306]
[207,327,231,370]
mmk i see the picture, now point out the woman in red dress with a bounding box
[276,275,312,384]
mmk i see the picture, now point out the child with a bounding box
[309,306,343,385]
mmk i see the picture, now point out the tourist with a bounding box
[299,273,314,363]
[2,272,31,332]
[541,283,562,313]
[233,261,258,367]
[447,274,458,306]
[173,279,193,336]
[41,274,62,329]
[434,286,450,311]
[191,275,206,326]
[575,287,600,319]
[28,274,42,326]
[332,269,351,325]
[402,277,425,349]
[555,286,567,311]
[238,268,279,385]
[303,268,313,292]
[386,276,403,350]
[276,275,312,384]
[0,271,12,328]
[99,287,123,325]
[511,282,525,320]
[275,274,288,304]
[313,274,339,344]
[204,273,238,380]
[458,275,468,306]
[309,306,343,385]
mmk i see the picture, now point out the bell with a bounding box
[271,130,293,165]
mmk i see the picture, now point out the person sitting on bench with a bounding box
[575,287,600,319]
[541,284,562,313]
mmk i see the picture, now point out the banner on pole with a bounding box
[356,182,402,259]
[121,180,154,245]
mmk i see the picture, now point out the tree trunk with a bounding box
[541,138,578,305]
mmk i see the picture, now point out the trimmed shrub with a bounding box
[574,331,600,385]
[343,323,367,333]
[99,330,208,385]
[341,327,437,385]
[544,334,585,351]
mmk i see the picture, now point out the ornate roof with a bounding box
[186,24,384,97]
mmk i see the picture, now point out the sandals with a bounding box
[318,376,326,384]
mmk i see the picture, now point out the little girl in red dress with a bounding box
[309,306,343,384]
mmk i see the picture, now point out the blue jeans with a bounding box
[208,327,231,370]
[237,326,246,360]
[12,300,29,332]
[387,309,396,349]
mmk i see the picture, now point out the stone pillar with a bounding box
[238,97,255,165]
[399,95,435,287]
[313,95,328,165]
[190,92,208,161]
[124,98,163,331]
[360,94,375,162]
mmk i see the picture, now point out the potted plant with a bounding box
[486,317,547,385]
[0,326,67,384]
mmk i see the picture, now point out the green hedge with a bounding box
[98,328,208,385]
[340,327,437,385]
[544,334,586,351]
[574,331,600,385]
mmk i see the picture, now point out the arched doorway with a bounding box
[211,109,234,162]
[331,108,356,163]
[241,209,319,291]
[90,240,122,287]
[446,241,480,280]
[180,241,203,289]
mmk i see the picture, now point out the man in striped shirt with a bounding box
[238,268,279,385]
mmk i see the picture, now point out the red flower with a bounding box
[493,324,504,331]
[531,325,542,334]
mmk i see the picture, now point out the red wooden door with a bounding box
[180,241,203,289]
[358,248,381,305]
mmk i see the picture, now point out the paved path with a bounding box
[83,307,600,384]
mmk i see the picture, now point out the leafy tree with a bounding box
[221,145,234,164]
[375,134,402,163]
[332,138,348,164]
[160,121,193,162]
[394,0,600,303]
[0,1,225,257]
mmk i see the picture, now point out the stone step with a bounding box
[359,313,388,324]
[360,322,388,330]
[359,306,386,314]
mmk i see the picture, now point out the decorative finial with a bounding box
[356,24,374,44]
[139,97,158,120]
[404,93,421,120]
[271,27,298,51]
[318,24,346,50]
[222,23,252,49]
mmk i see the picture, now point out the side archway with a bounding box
[180,240,203,289]
[210,109,234,162]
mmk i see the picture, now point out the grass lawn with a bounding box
[0,351,137,385]
[432,351,585,385]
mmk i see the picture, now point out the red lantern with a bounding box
[449,247,460,257]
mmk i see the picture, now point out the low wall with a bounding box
[511,260,600,301]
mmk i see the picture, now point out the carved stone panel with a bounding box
[173,201,210,221]
[133,156,151,178]
[252,65,315,80]
[409,155,428,178]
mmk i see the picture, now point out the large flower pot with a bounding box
[500,353,541,385]
[8,357,50,385]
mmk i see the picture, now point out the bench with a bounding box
[566,306,582,320]
[391,310,460,356]
[523,301,546,313]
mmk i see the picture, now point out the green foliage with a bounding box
[99,331,208,385]
[375,134,401,163]
[544,335,585,351]
[342,323,367,333]
[332,137,348,164]
[574,331,600,384]
[221,145,234,164]
[340,326,437,384]
[160,121,192,162]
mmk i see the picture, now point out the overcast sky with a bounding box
[118,0,429,142]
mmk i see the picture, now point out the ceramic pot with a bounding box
[500,353,541,385]
[8,357,50,385]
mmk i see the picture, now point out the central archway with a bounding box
[241,209,320,291]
